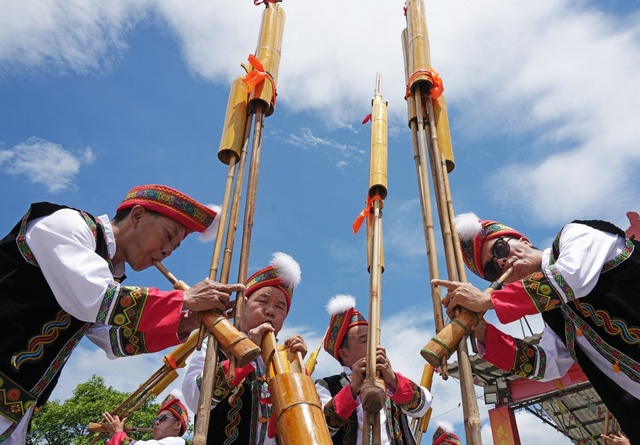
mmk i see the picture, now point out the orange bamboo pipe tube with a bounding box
[261,332,333,445]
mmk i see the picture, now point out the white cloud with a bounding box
[0,0,151,75]
[2,1,639,222]
[0,137,95,193]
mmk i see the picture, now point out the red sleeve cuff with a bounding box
[143,332,182,352]
[333,384,359,419]
[107,431,130,445]
[137,288,184,333]
[482,324,517,372]
[491,282,538,324]
[389,372,414,404]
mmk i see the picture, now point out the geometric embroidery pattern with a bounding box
[512,338,546,380]
[522,271,563,313]
[106,286,149,331]
[108,327,149,357]
[0,372,36,423]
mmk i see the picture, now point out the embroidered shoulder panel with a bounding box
[522,271,564,312]
[211,365,234,402]
[512,338,546,380]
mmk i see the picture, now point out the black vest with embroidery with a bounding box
[0,202,108,423]
[322,373,416,445]
[323,374,359,445]
[542,220,640,444]
[203,374,254,445]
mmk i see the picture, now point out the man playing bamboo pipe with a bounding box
[433,213,640,444]
[315,294,432,445]
[181,252,307,445]
[101,393,190,445]
[0,184,244,445]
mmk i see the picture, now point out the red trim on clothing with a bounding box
[107,431,130,445]
[491,282,537,324]
[389,372,413,404]
[137,288,184,333]
[482,324,518,372]
[333,384,359,419]
[222,359,256,386]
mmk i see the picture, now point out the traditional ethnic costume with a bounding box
[315,295,432,445]
[181,252,301,445]
[107,394,189,445]
[431,422,461,445]
[0,185,218,444]
[456,214,640,444]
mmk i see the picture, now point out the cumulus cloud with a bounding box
[0,137,95,193]
[2,1,638,223]
[0,0,152,76]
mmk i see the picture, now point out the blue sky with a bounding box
[2,0,640,443]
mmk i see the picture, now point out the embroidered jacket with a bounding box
[0,203,186,438]
[480,220,640,444]
[315,370,431,445]
[182,343,276,445]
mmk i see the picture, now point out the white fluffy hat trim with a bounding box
[326,294,356,315]
[454,212,482,241]
[271,252,301,288]
[198,204,222,243]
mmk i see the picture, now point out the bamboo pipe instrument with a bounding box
[229,0,285,378]
[420,267,513,367]
[401,26,446,351]
[261,331,333,445]
[193,3,287,443]
[87,423,153,434]
[403,0,483,442]
[153,261,260,367]
[192,82,251,445]
[358,73,388,445]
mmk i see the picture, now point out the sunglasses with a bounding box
[151,414,178,426]
[483,237,512,282]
